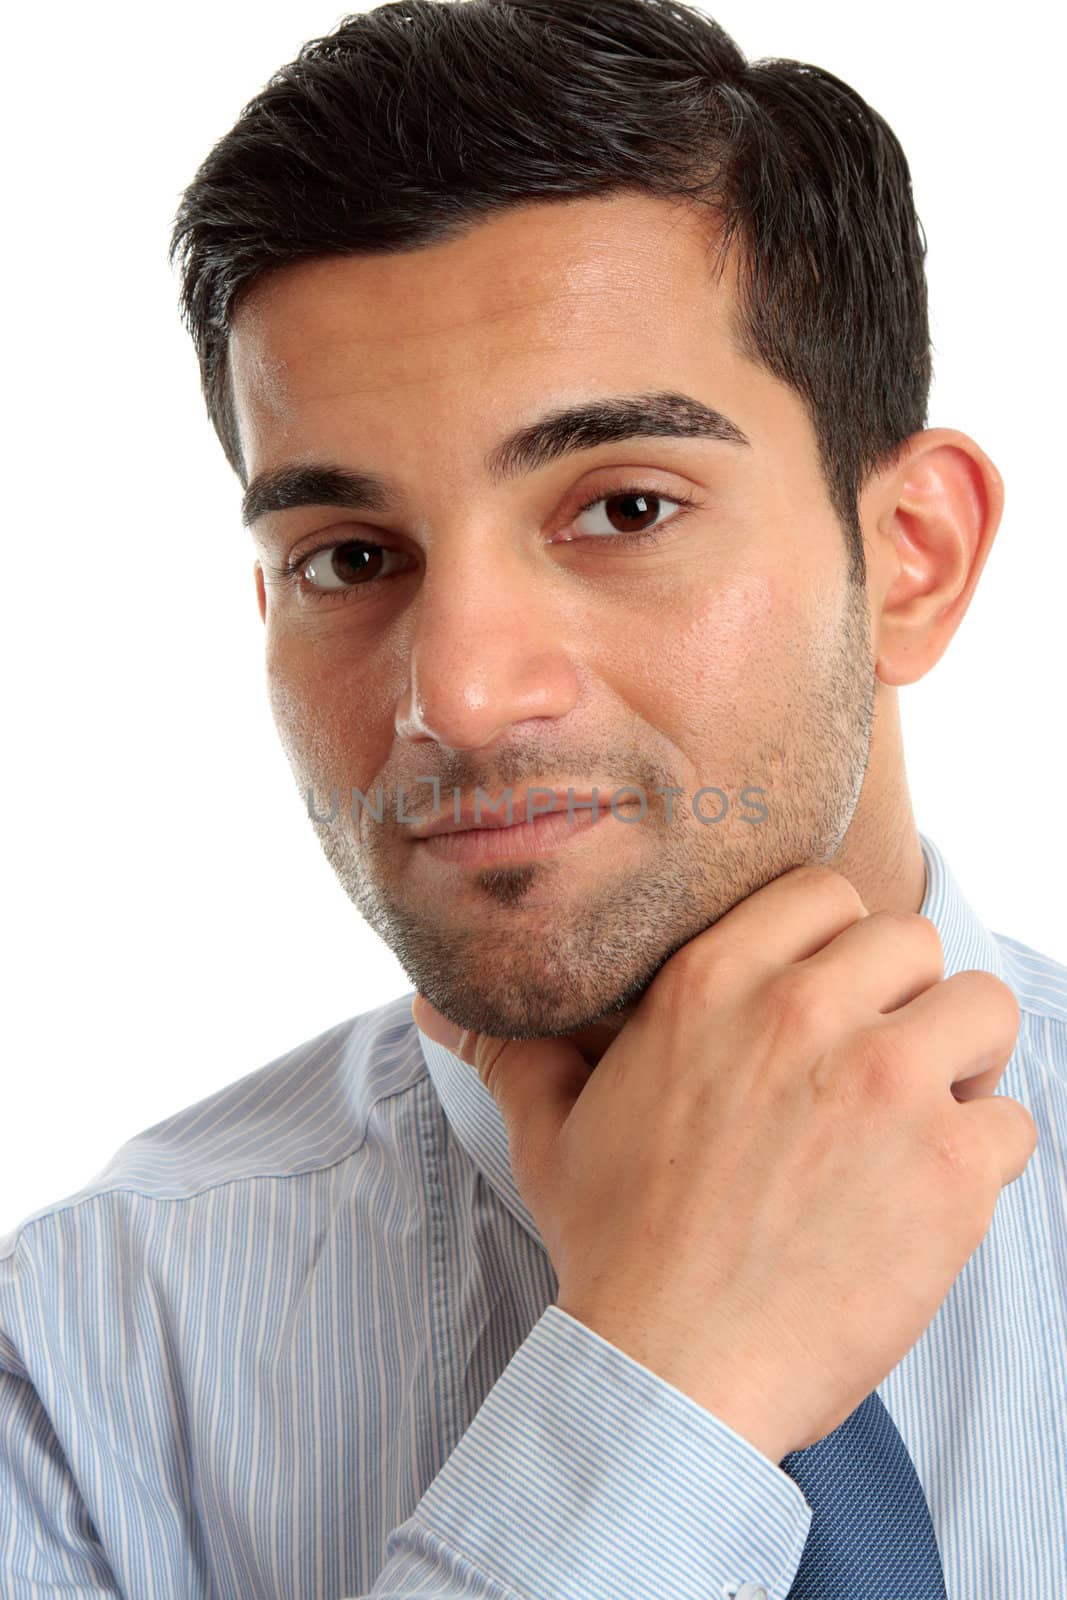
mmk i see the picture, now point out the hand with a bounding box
[411,865,1036,1463]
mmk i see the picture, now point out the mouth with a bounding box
[412,801,633,866]
[409,788,609,838]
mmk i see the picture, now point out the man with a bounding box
[1,0,1063,1595]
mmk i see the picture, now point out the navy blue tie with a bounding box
[778,1389,948,1597]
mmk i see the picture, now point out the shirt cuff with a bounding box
[408,1303,813,1600]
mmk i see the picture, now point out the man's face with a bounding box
[231,190,876,1040]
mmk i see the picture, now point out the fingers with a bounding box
[843,967,1033,1189]
[956,1092,1039,1186]
[796,908,945,1017]
[866,968,1022,1098]
[647,864,869,1011]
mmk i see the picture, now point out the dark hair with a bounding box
[169,0,934,587]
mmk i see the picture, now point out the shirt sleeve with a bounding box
[0,1364,121,1596]
[1,1295,812,1599]
[358,1304,813,1600]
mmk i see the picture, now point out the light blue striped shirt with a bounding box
[2,831,1065,1598]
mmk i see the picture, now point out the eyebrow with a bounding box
[239,389,751,528]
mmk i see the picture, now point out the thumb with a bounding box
[410,992,592,1184]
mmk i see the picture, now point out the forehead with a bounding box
[228,192,750,438]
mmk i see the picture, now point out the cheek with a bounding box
[633,567,784,717]
[264,634,396,787]
[622,564,836,792]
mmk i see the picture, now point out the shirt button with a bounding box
[729,1586,769,1600]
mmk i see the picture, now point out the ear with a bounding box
[254,560,267,625]
[863,428,1005,687]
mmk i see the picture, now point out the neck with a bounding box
[825,683,926,919]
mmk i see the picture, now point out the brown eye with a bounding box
[596,491,664,535]
[560,484,695,545]
[301,541,409,592]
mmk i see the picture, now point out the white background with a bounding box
[2,0,1063,1234]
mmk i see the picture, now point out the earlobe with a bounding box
[254,561,267,625]
[869,429,1004,688]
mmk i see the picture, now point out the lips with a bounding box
[409,789,609,837]
[413,801,618,866]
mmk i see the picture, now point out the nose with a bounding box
[394,543,582,750]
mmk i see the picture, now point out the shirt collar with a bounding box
[415,831,1005,1246]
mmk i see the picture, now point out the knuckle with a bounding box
[998,1093,1038,1155]
[989,976,1022,1035]
[769,966,836,1040]
[952,972,1022,1058]
[876,909,944,965]
[963,970,1020,1028]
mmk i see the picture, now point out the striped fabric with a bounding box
[1,831,1064,1598]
